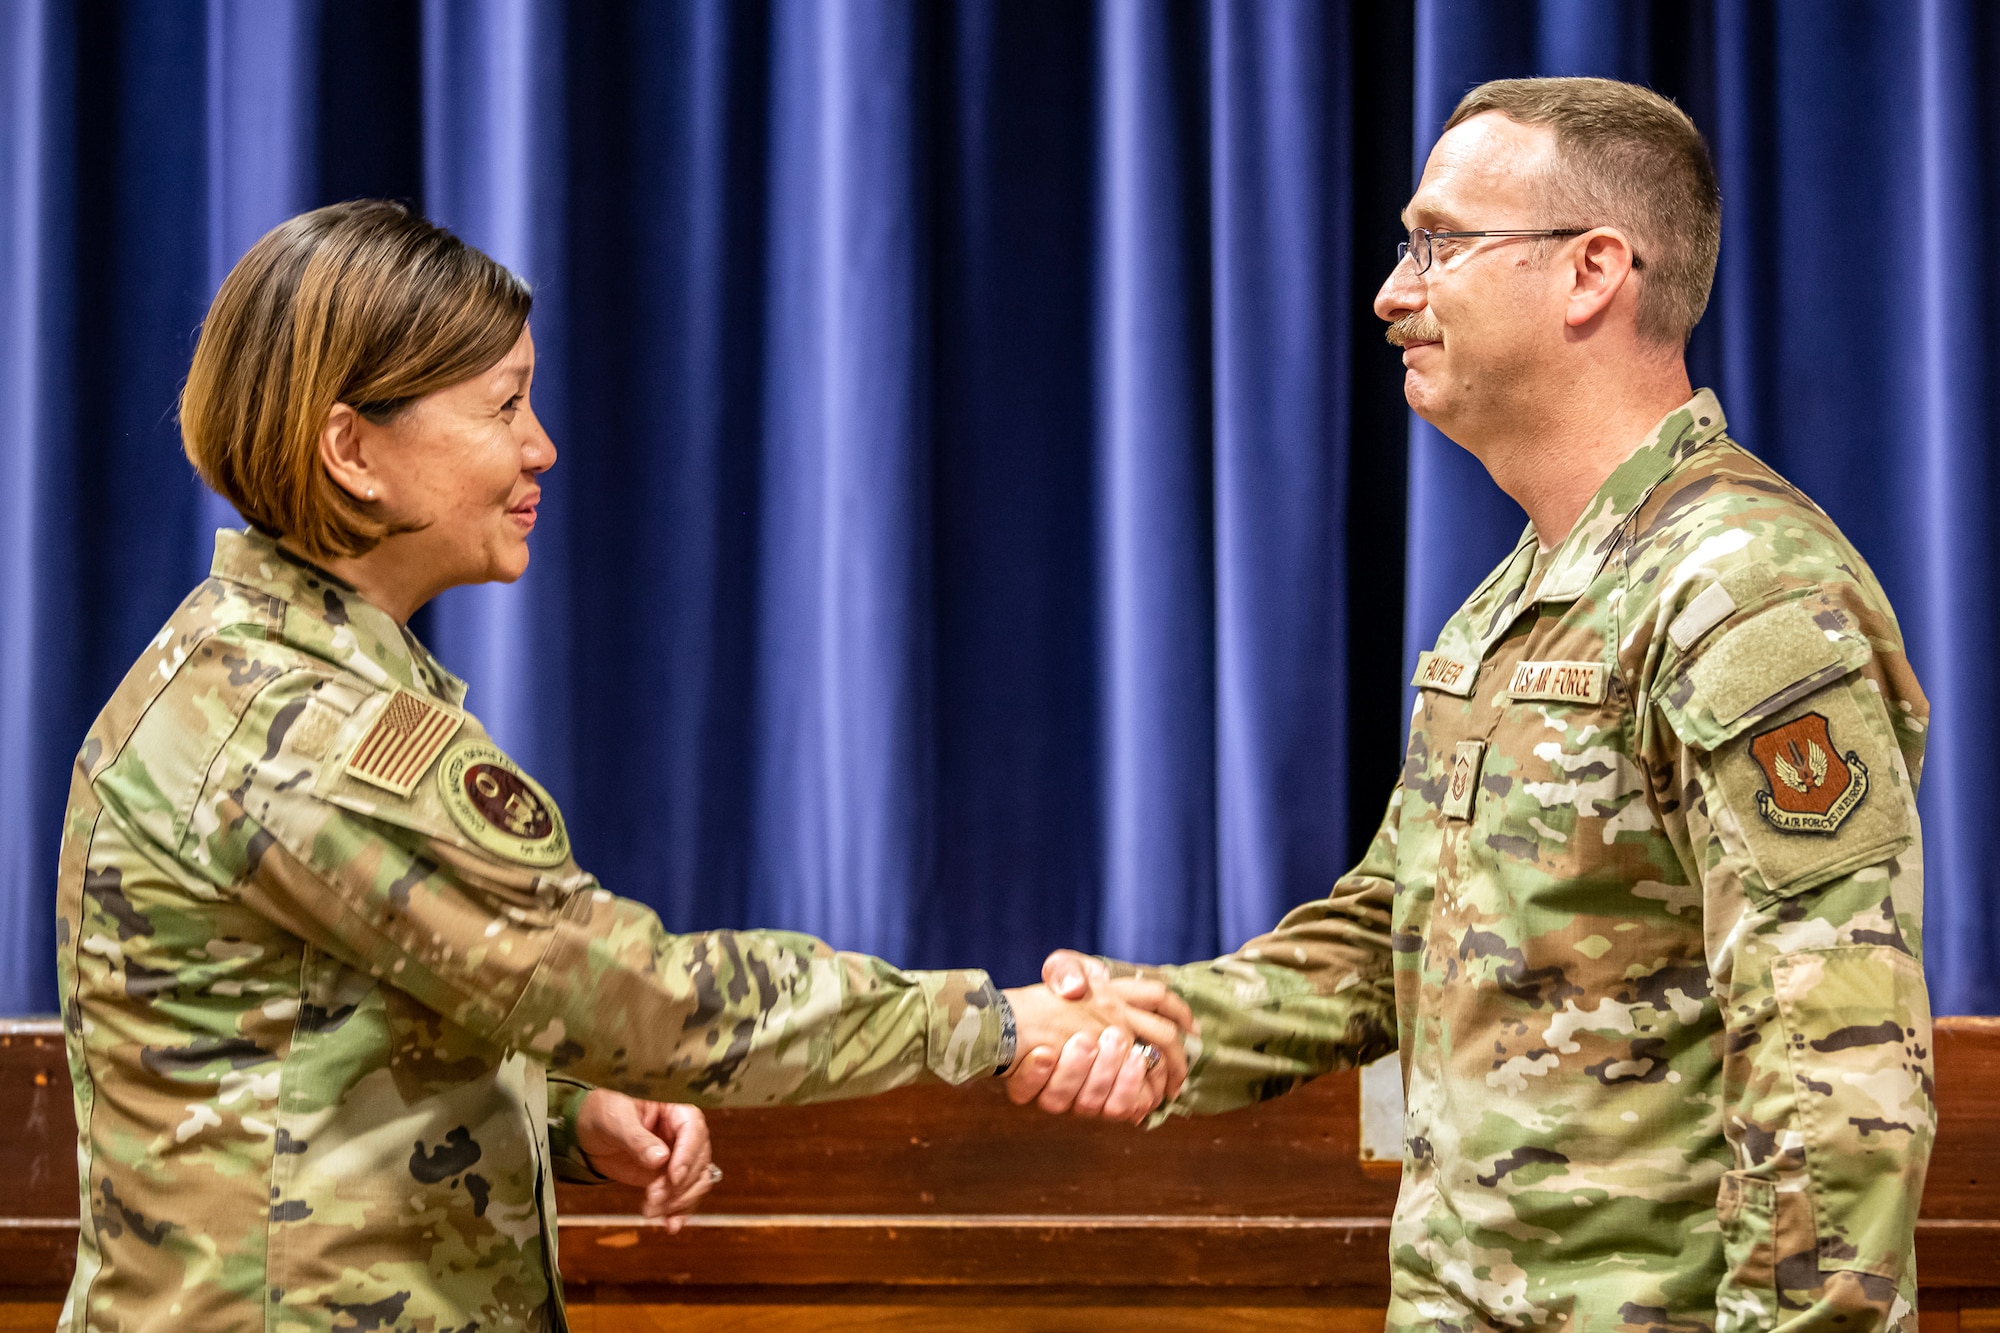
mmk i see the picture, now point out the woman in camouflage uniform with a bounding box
[55,200,1191,1333]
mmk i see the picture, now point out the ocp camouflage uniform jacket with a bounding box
[56,528,1007,1333]
[1139,392,1934,1333]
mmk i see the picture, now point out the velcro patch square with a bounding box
[342,689,464,797]
[1668,581,1736,651]
[1442,740,1485,820]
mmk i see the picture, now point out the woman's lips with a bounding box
[508,492,540,530]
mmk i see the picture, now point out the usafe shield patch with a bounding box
[437,740,570,866]
[1749,712,1868,834]
[1413,651,1478,697]
[1442,740,1485,820]
[1506,660,1609,705]
[342,689,464,797]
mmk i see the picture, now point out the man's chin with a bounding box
[1400,373,1455,432]
[1401,368,1436,412]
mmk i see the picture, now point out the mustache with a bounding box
[1385,311,1442,347]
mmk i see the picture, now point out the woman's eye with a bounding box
[500,395,522,414]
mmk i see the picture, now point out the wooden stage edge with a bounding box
[4,1017,1997,1327]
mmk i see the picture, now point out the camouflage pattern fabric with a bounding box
[55,528,1006,1333]
[1126,391,1933,1332]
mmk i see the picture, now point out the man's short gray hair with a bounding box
[1444,76,1722,346]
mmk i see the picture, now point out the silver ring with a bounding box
[1134,1041,1161,1072]
[705,1163,724,1184]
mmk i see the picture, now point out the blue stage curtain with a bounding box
[2,0,1994,1017]
[0,0,1409,1011]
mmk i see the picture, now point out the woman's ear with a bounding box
[319,403,380,503]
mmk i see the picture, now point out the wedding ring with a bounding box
[705,1164,724,1184]
[1135,1041,1161,1072]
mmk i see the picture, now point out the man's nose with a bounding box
[1374,259,1423,325]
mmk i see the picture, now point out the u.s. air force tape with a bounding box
[1505,660,1608,706]
[436,740,571,867]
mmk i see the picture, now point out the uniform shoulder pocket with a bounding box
[1654,594,1910,899]
[308,689,585,897]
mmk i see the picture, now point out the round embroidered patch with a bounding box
[437,740,571,866]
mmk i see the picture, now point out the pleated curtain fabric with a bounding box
[1,0,1995,1017]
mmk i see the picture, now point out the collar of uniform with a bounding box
[209,528,467,706]
[1530,388,1729,605]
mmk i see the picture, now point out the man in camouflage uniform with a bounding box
[57,528,1179,1332]
[1021,79,1933,1331]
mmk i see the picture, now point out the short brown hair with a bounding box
[180,200,532,560]
[1444,77,1721,345]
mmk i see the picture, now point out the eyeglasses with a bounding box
[1396,227,1644,275]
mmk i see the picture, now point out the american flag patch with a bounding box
[341,689,464,797]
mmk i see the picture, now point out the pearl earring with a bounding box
[367,488,376,500]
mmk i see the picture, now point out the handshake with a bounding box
[997,950,1198,1123]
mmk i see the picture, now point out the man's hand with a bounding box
[575,1090,717,1231]
[1001,951,1194,1123]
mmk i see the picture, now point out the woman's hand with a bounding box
[1001,969,1196,1123]
[1005,951,1201,1122]
[575,1090,718,1231]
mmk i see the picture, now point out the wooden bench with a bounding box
[4,1017,1996,1331]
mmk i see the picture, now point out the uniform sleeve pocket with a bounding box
[1771,945,1933,1282]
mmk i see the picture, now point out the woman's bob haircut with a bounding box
[180,199,532,562]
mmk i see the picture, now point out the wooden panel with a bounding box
[557,1215,1393,1289]
[0,1221,82,1289]
[555,1069,1399,1221]
[1929,1019,2000,1219]
[584,1286,1387,1332]
[6,1016,1998,1314]
[1922,1303,1960,1333]
[0,1023,73,1219]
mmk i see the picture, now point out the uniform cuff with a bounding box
[546,1075,611,1184]
[918,969,1005,1085]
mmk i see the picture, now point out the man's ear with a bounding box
[319,402,380,503]
[1564,228,1640,330]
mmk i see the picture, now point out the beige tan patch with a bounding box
[1413,651,1478,697]
[341,689,464,797]
[1442,740,1485,820]
[1505,660,1608,705]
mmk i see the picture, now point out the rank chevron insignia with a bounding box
[1749,712,1867,834]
